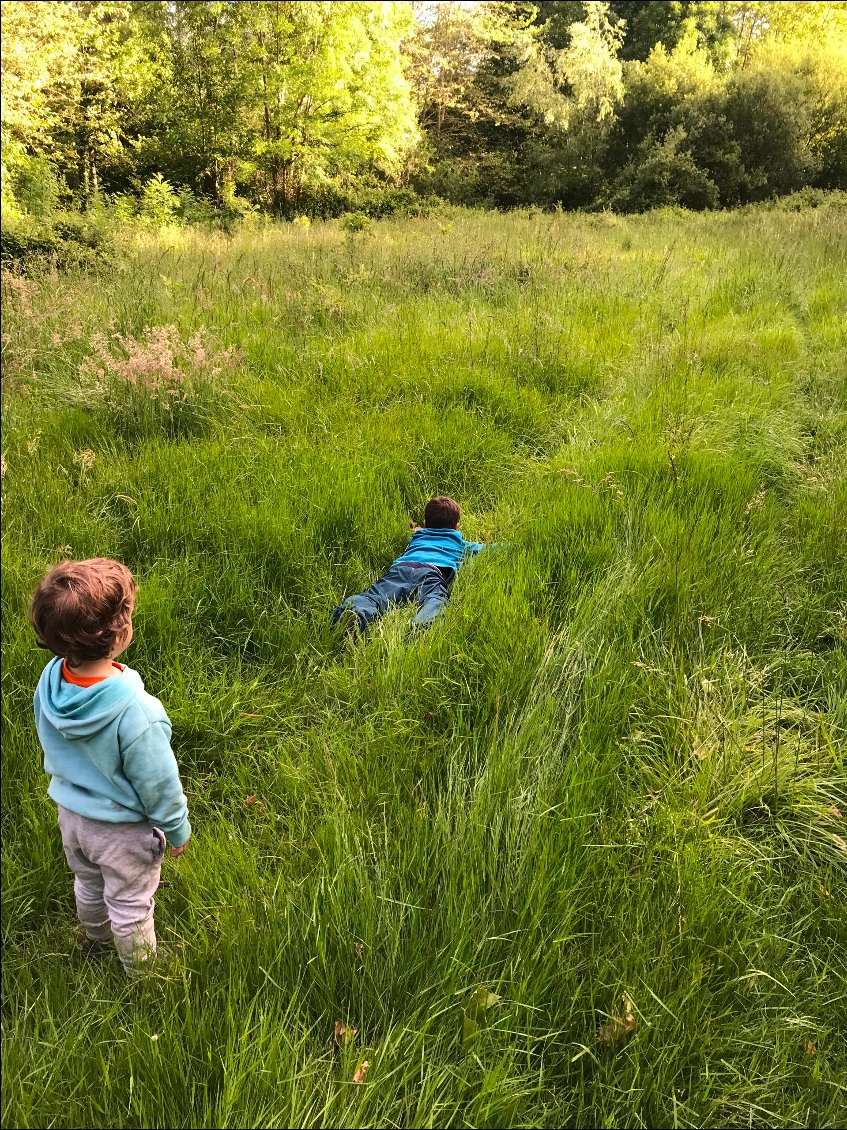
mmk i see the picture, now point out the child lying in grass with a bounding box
[29,558,190,974]
[332,495,485,636]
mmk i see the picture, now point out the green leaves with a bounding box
[164,0,419,212]
[462,986,500,1047]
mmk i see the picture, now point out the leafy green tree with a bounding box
[1,1,165,203]
[530,1,586,50]
[56,1,163,200]
[3,0,845,217]
[609,2,733,63]
[152,1,418,213]
[406,1,493,137]
[804,38,847,189]
[150,1,255,199]
[407,2,540,206]
[561,1,626,121]
[724,39,847,197]
[532,2,734,63]
[511,1,626,127]
[1,0,77,210]
[606,30,738,207]
[611,122,720,209]
[247,1,418,213]
[501,2,626,206]
[1,2,77,158]
[609,27,717,162]
[607,19,847,209]
[729,2,847,67]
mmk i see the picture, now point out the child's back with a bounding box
[30,558,189,973]
[35,657,189,838]
[332,496,485,636]
[392,526,484,576]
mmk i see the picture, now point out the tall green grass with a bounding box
[2,204,845,1129]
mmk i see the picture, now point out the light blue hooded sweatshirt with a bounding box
[34,657,191,847]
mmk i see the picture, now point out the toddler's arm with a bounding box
[121,720,191,848]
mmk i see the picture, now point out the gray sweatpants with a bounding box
[57,805,166,971]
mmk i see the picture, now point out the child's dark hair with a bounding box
[424,496,460,529]
[29,558,137,666]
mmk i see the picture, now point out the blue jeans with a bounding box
[332,562,452,632]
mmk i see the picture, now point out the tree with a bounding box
[3,0,845,217]
[1,1,164,203]
[406,1,491,137]
[724,38,847,196]
[611,123,720,210]
[561,1,626,121]
[54,1,162,200]
[510,1,625,128]
[530,1,586,50]
[532,2,734,63]
[728,2,847,68]
[608,29,744,208]
[152,1,418,212]
[151,1,255,199]
[1,2,77,159]
[1,0,78,211]
[247,1,418,213]
[608,2,734,63]
[406,2,541,206]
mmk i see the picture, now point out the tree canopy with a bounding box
[2,0,845,219]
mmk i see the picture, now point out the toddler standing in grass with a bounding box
[332,495,485,635]
[29,558,190,973]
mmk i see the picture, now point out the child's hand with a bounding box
[170,837,190,857]
[410,522,423,531]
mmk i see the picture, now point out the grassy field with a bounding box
[1,203,846,1129]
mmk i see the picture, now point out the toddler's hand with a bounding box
[170,837,190,857]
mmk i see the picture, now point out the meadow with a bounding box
[1,203,845,1129]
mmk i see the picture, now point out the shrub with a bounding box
[51,212,109,249]
[367,186,436,218]
[723,65,818,200]
[339,210,371,233]
[10,157,65,219]
[769,187,836,212]
[176,188,219,226]
[138,174,180,225]
[305,177,439,219]
[0,217,59,267]
[611,127,720,212]
[743,187,847,214]
[104,185,253,231]
[0,210,115,272]
[109,193,138,223]
[414,152,529,210]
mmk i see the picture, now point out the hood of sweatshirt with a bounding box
[35,657,144,740]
